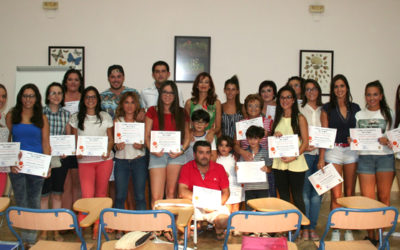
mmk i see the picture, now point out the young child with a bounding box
[238,125,272,210]
[216,135,244,213]
[185,109,217,163]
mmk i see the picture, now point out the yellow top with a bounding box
[271,117,308,172]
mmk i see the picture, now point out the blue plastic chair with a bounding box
[97,208,178,250]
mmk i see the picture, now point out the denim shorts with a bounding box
[325,146,358,165]
[357,154,395,174]
[149,153,185,169]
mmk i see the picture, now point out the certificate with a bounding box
[0,142,20,166]
[76,136,108,156]
[236,117,264,140]
[309,126,337,149]
[308,163,343,195]
[64,101,79,115]
[18,150,51,177]
[50,135,75,156]
[350,128,382,151]
[236,161,267,183]
[150,131,181,153]
[226,185,244,204]
[192,185,221,210]
[114,122,145,144]
[268,135,299,158]
[265,105,276,120]
[387,128,400,153]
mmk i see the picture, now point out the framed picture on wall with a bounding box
[48,46,85,79]
[174,36,211,83]
[299,50,334,95]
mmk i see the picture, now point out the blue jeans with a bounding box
[9,173,44,244]
[302,154,322,230]
[114,156,148,210]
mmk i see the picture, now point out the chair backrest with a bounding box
[98,208,178,250]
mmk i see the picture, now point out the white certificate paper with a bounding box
[50,135,76,156]
[350,128,383,151]
[18,150,51,177]
[235,117,264,140]
[0,142,20,166]
[308,163,343,195]
[114,122,145,144]
[236,161,267,183]
[150,131,181,153]
[265,105,276,120]
[64,101,79,115]
[76,136,108,156]
[309,126,337,149]
[387,128,400,153]
[268,135,299,158]
[192,186,221,210]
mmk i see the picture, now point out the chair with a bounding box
[97,208,179,250]
[6,206,92,250]
[317,207,398,250]
[223,209,302,250]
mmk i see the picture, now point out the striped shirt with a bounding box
[43,106,70,135]
[221,112,244,139]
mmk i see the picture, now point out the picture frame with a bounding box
[174,36,211,83]
[299,50,334,95]
[48,46,85,79]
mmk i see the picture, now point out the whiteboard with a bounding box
[15,66,69,106]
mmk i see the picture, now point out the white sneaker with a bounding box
[344,230,354,241]
[330,229,340,241]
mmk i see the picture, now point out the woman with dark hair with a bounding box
[39,82,70,241]
[185,72,221,142]
[61,69,83,212]
[259,80,277,120]
[286,76,304,104]
[0,83,8,197]
[271,86,308,215]
[318,74,360,241]
[6,83,50,246]
[145,81,189,211]
[394,84,400,191]
[69,86,114,239]
[355,80,394,244]
[299,79,323,241]
[221,75,244,139]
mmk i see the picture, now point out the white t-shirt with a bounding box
[114,117,145,160]
[184,132,216,163]
[216,154,244,204]
[299,104,322,155]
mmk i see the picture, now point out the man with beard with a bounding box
[178,140,230,239]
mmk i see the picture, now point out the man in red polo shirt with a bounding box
[178,140,230,239]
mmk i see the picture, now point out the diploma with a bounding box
[226,185,244,204]
[64,101,79,115]
[309,126,337,149]
[350,128,383,151]
[236,161,267,183]
[50,135,76,156]
[192,186,221,210]
[76,136,108,156]
[114,122,145,144]
[150,131,181,153]
[387,128,400,153]
[265,105,276,120]
[18,150,51,177]
[268,135,299,158]
[0,142,20,166]
[308,163,343,195]
[236,117,264,140]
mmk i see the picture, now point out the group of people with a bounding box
[1,60,400,246]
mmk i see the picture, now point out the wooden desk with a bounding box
[0,197,10,213]
[337,196,386,209]
[154,199,194,228]
[247,197,310,226]
[73,197,112,227]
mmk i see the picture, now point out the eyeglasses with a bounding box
[49,91,63,96]
[22,94,35,99]
[161,91,175,96]
[247,104,261,109]
[280,95,293,100]
[305,87,318,93]
[85,95,97,100]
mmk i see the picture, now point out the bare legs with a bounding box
[150,164,182,208]
[330,163,357,210]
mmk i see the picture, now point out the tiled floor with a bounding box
[1,193,400,249]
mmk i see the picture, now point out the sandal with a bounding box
[54,232,64,242]
[310,231,319,241]
[302,230,310,241]
[162,231,174,242]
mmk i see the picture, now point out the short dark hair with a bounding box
[45,82,64,106]
[191,109,210,123]
[217,135,234,148]
[246,125,265,139]
[152,61,170,73]
[258,80,277,99]
[107,65,125,77]
[193,140,211,153]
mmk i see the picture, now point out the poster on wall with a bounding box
[174,36,211,83]
[299,50,333,95]
[48,46,85,79]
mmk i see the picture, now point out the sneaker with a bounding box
[302,230,310,241]
[330,229,340,241]
[344,230,354,241]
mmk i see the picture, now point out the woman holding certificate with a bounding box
[6,83,51,246]
[318,74,360,241]
[145,81,189,209]
[271,86,308,215]
[0,84,8,197]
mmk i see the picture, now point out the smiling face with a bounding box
[198,76,211,93]
[48,85,63,106]
[288,79,302,98]
[84,90,98,110]
[304,82,319,103]
[333,79,347,99]
[217,140,231,157]
[193,120,208,134]
[122,96,137,116]
[365,86,382,111]
[21,88,36,110]
[247,137,261,150]
[108,69,125,91]
[224,83,239,101]
[279,90,295,111]
[160,85,175,106]
[260,86,275,103]
[0,87,7,110]
[246,99,262,119]
[66,72,81,93]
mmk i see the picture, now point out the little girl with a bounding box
[216,135,243,213]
